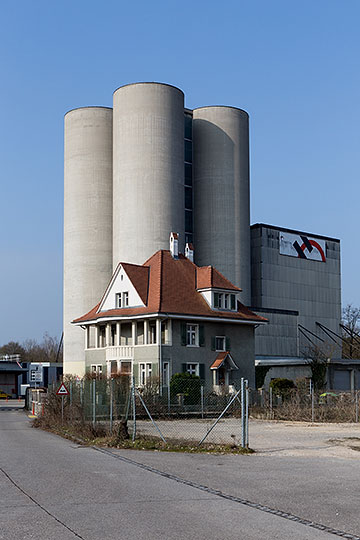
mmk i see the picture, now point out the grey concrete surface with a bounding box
[0,411,348,540]
[250,224,341,358]
[113,82,185,268]
[193,106,251,304]
[64,107,113,376]
[112,420,360,537]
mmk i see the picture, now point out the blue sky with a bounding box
[1,0,359,344]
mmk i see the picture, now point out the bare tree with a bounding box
[341,304,360,358]
[303,344,334,391]
[1,333,63,364]
[0,341,26,359]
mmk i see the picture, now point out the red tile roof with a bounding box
[210,352,239,370]
[73,250,267,324]
[210,352,231,369]
[120,263,149,305]
[196,266,241,291]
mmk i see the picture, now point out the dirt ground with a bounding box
[134,416,360,458]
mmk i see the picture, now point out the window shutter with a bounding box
[231,294,236,310]
[181,323,187,346]
[181,363,187,373]
[214,293,219,308]
[199,325,205,347]
[211,337,216,351]
[199,364,205,380]
[225,337,231,351]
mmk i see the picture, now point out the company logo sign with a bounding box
[279,232,326,262]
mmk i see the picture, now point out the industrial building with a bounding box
[64,82,346,387]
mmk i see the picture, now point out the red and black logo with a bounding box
[293,236,326,262]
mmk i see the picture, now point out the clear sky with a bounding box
[1,0,359,344]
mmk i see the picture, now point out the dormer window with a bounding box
[213,292,236,311]
[116,291,129,308]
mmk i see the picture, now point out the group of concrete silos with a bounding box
[64,83,251,375]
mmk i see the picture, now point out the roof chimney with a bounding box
[185,242,194,262]
[170,232,179,259]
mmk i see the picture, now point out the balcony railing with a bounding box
[105,346,134,361]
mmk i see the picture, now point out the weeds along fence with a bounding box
[40,377,360,447]
[249,387,360,423]
[43,376,251,448]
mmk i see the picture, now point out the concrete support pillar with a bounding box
[156,319,161,345]
[131,322,136,347]
[95,326,99,349]
[106,324,111,347]
[144,320,149,345]
[116,322,121,346]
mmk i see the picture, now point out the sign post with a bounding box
[56,383,70,424]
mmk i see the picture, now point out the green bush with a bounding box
[269,378,295,398]
[170,372,201,404]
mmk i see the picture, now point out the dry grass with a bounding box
[250,390,358,423]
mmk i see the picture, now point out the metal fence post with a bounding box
[132,376,136,442]
[241,377,246,448]
[110,378,114,435]
[199,388,241,446]
[201,385,204,419]
[69,381,73,406]
[80,380,83,407]
[355,390,359,423]
[167,385,171,414]
[311,386,315,423]
[92,378,96,427]
[245,380,249,448]
[269,386,273,419]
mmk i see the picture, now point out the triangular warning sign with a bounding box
[56,383,69,396]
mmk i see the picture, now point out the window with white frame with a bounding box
[214,292,236,310]
[115,291,129,308]
[215,336,226,351]
[186,324,198,346]
[91,365,103,375]
[140,363,152,385]
[186,363,199,376]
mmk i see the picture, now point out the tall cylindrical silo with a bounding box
[64,107,113,376]
[193,106,251,305]
[113,82,185,267]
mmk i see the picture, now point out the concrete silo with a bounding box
[112,83,185,267]
[192,106,251,305]
[64,107,113,376]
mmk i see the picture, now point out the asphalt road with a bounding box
[1,410,359,540]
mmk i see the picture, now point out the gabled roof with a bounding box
[73,250,267,325]
[119,263,149,305]
[210,352,239,370]
[196,266,241,292]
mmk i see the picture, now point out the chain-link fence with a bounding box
[44,375,250,447]
[249,387,360,423]
[40,377,360,448]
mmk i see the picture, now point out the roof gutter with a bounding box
[73,312,267,326]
